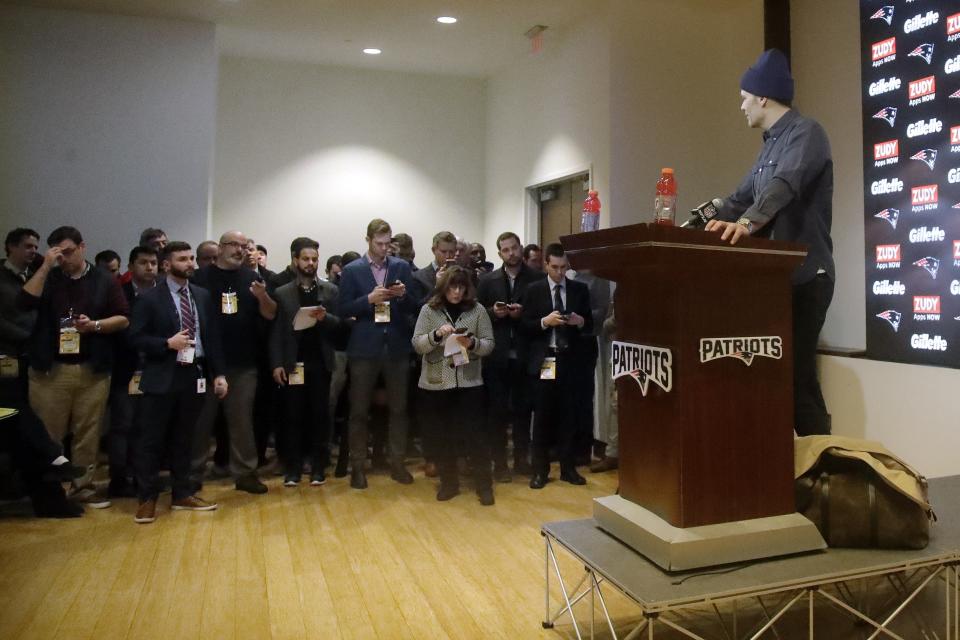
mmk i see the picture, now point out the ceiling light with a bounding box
[436,16,457,24]
[362,48,382,55]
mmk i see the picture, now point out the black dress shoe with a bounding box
[560,470,587,485]
[350,468,368,490]
[436,484,460,501]
[334,456,349,478]
[390,463,414,485]
[477,488,495,506]
[236,474,268,494]
[529,474,547,489]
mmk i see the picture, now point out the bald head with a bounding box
[217,230,247,270]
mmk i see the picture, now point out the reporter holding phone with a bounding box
[412,266,495,505]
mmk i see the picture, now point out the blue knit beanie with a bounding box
[740,49,794,104]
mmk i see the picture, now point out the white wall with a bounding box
[0,6,217,258]
[484,12,611,249]
[608,0,764,226]
[213,56,486,269]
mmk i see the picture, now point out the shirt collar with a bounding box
[364,253,387,270]
[2,259,28,280]
[166,275,189,293]
[763,108,798,142]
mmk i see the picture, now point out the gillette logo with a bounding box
[911,334,948,351]
[872,38,897,66]
[908,76,936,105]
[948,13,960,42]
[950,278,960,295]
[907,118,942,138]
[871,178,904,195]
[911,184,938,211]
[876,244,901,269]
[908,226,945,243]
[873,280,905,295]
[947,54,960,75]
[874,139,899,166]
[904,11,939,33]
[869,77,901,96]
[949,168,960,184]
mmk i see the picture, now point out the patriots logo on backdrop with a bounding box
[908,43,934,64]
[913,256,940,278]
[911,148,938,169]
[954,202,960,209]
[874,208,900,229]
[870,6,894,25]
[876,310,902,331]
[951,89,960,99]
[872,106,898,127]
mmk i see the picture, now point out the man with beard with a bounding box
[269,238,340,486]
[477,232,545,480]
[190,230,276,494]
[129,242,228,523]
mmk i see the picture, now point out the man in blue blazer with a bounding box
[337,219,417,489]
[128,241,228,523]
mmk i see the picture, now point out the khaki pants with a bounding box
[29,364,111,489]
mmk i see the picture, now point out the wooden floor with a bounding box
[0,465,626,640]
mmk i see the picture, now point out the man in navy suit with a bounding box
[521,243,593,489]
[337,219,417,489]
[128,241,228,523]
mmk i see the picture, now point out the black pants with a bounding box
[572,348,597,460]
[420,386,491,491]
[137,366,205,502]
[483,358,532,466]
[0,363,60,463]
[792,274,834,436]
[280,362,331,476]
[107,386,141,483]
[531,352,579,477]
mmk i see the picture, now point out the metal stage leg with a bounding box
[866,566,944,640]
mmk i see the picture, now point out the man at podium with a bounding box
[704,49,835,437]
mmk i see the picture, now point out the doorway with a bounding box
[537,172,590,247]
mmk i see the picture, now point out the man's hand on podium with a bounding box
[705,219,750,245]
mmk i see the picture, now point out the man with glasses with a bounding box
[190,230,276,494]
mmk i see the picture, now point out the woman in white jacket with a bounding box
[412,266,495,505]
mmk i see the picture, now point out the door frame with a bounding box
[523,163,593,247]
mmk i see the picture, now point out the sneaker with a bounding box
[134,499,157,523]
[235,474,268,494]
[70,487,112,509]
[171,495,218,511]
[477,488,495,506]
[283,475,300,487]
[310,473,326,486]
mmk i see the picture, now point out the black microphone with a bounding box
[681,198,724,228]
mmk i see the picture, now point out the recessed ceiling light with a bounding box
[437,16,457,24]
[362,48,382,55]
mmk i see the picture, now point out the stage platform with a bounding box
[542,475,960,639]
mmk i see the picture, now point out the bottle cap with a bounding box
[661,168,674,175]
[588,189,598,196]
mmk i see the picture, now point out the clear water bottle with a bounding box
[580,189,601,232]
[654,168,677,226]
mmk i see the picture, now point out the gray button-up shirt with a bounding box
[167,275,205,358]
[720,109,834,285]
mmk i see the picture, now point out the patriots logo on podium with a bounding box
[876,310,902,331]
[911,148,938,170]
[870,6,894,25]
[872,106,898,127]
[913,256,940,279]
[874,208,899,229]
[729,351,756,366]
[908,43,934,65]
[611,341,672,397]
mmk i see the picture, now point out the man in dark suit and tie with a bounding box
[337,218,418,489]
[128,241,228,523]
[411,231,457,305]
[521,242,593,489]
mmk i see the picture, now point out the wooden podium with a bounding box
[563,223,826,570]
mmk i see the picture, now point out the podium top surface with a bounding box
[542,476,960,609]
[562,223,808,257]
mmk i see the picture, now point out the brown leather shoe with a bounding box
[589,456,619,473]
[171,495,218,511]
[135,499,157,524]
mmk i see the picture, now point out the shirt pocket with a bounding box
[752,160,778,197]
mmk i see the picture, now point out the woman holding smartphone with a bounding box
[412,266,495,505]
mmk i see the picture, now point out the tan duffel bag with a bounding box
[795,436,936,549]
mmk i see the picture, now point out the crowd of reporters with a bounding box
[0,218,618,523]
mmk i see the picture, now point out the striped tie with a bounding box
[179,286,195,339]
